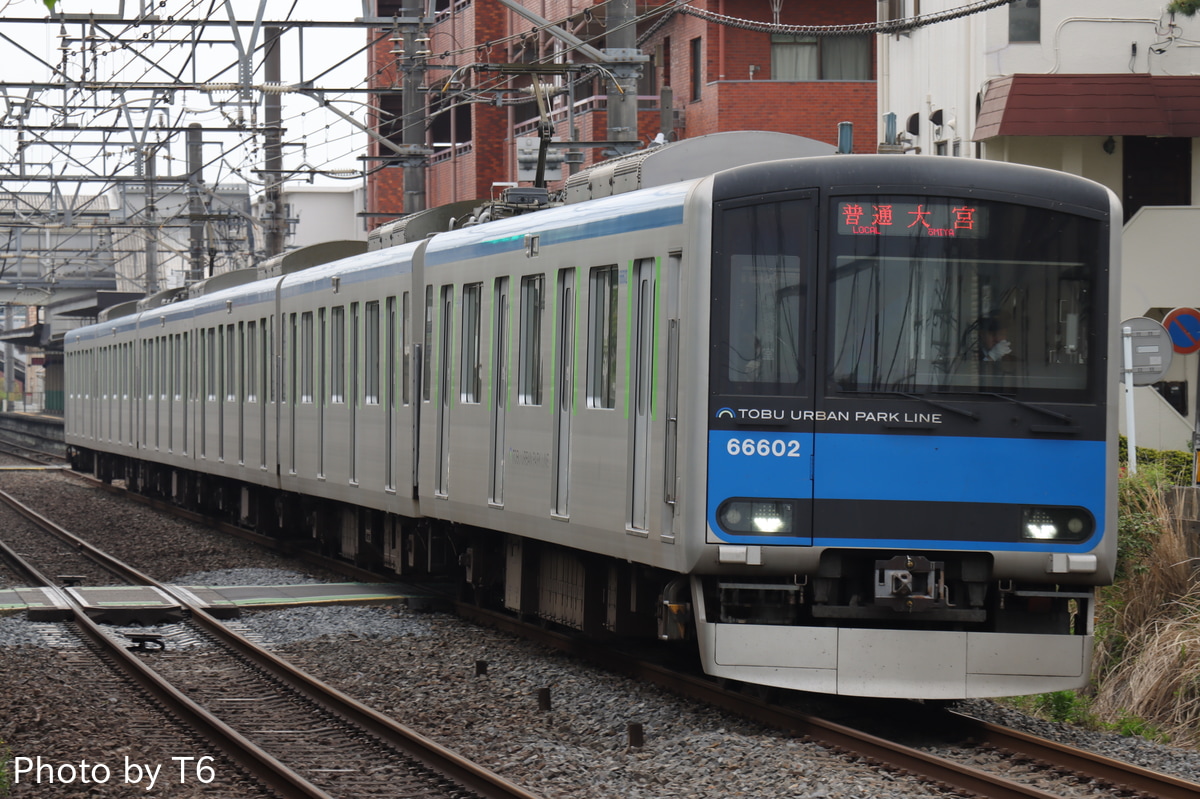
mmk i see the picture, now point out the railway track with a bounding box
[6,470,1198,798]
[0,435,66,466]
[0,488,544,799]
[455,602,1200,799]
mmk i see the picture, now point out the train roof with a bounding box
[424,180,693,268]
[711,154,1114,213]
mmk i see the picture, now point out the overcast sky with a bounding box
[0,0,374,194]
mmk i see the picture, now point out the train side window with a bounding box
[226,324,237,402]
[331,305,345,404]
[265,317,273,404]
[144,339,153,400]
[401,292,411,406]
[159,336,167,400]
[351,302,361,408]
[207,328,218,401]
[237,322,246,404]
[283,314,293,405]
[519,274,544,405]
[173,334,182,400]
[365,300,380,404]
[217,326,226,403]
[246,321,257,403]
[301,311,315,403]
[587,265,619,409]
[423,286,434,402]
[461,283,483,403]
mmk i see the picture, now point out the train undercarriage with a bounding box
[73,446,1091,697]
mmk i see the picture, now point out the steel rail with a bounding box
[39,473,1197,798]
[0,485,543,799]
[0,490,333,798]
[949,710,1200,799]
[456,602,1198,799]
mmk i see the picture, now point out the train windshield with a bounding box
[827,196,1102,398]
[712,198,812,396]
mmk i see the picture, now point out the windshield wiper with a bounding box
[895,391,980,421]
[848,389,980,421]
[981,392,1073,423]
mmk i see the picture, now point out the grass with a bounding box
[1091,462,1200,746]
[0,739,9,797]
[1012,458,1200,747]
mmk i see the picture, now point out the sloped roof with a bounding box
[974,74,1200,140]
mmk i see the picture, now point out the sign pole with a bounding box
[1124,325,1138,475]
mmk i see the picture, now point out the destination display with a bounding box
[837,200,987,238]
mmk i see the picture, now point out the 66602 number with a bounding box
[725,438,802,457]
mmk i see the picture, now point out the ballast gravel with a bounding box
[3,587,1200,797]
[1,467,1198,797]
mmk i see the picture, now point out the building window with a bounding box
[661,36,672,88]
[587,266,619,409]
[1009,0,1040,43]
[771,35,872,80]
[690,37,702,101]
[881,0,918,21]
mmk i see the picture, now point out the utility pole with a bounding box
[263,27,286,258]
[3,304,12,411]
[144,150,159,295]
[187,123,206,285]
[605,0,640,144]
[496,0,647,149]
[401,11,428,215]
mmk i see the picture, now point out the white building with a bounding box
[253,185,367,250]
[879,0,1200,452]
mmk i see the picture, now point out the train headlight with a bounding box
[1021,507,1094,541]
[718,499,795,535]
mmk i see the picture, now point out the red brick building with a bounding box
[367,0,876,225]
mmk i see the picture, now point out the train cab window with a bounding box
[365,301,380,404]
[519,274,545,405]
[711,199,810,397]
[461,283,483,403]
[331,306,345,404]
[827,196,1100,398]
[587,265,619,409]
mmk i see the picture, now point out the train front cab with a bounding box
[694,157,1118,698]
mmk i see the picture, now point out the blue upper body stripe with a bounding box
[424,182,691,267]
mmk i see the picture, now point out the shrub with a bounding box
[1090,463,1200,745]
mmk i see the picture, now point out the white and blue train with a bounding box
[65,145,1119,699]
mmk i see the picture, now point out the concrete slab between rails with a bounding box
[0,586,73,621]
[0,582,432,624]
[171,582,432,616]
[0,465,69,471]
[66,585,185,625]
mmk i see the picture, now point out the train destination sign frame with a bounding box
[837,200,987,238]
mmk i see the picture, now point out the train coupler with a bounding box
[874,555,949,613]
